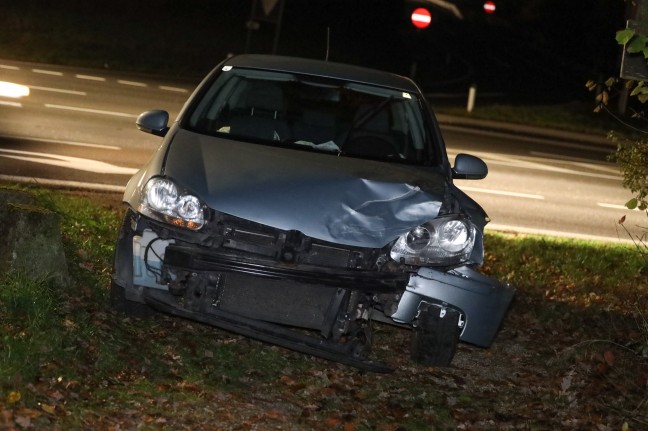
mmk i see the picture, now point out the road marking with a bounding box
[159,85,188,93]
[45,104,137,118]
[0,134,121,150]
[597,202,641,211]
[76,74,106,82]
[529,151,619,175]
[0,174,126,193]
[0,148,138,175]
[29,85,86,96]
[0,101,22,108]
[118,80,147,87]
[460,186,544,200]
[529,151,610,165]
[0,64,20,70]
[33,69,63,76]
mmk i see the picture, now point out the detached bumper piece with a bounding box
[392,265,515,347]
[148,244,407,372]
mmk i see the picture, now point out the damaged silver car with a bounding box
[111,54,514,371]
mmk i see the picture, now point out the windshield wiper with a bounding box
[290,140,341,153]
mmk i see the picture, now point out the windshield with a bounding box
[186,67,436,164]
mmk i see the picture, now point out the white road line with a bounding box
[0,148,138,175]
[0,101,22,108]
[529,151,610,165]
[0,174,126,193]
[45,104,137,119]
[0,64,20,70]
[33,69,63,76]
[159,85,188,93]
[118,80,147,87]
[597,202,641,211]
[0,134,121,150]
[460,186,544,200]
[76,74,106,82]
[29,85,86,96]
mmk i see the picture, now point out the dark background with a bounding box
[0,0,625,102]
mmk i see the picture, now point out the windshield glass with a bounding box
[186,67,435,164]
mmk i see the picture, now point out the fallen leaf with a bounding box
[265,410,284,421]
[326,417,341,427]
[603,350,615,367]
[40,404,56,415]
[6,391,21,404]
[279,375,296,386]
[48,390,65,402]
[15,415,31,428]
[344,420,358,431]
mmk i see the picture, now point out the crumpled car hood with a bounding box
[162,130,448,248]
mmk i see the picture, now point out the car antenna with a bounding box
[325,27,331,62]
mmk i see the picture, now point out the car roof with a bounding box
[222,54,421,93]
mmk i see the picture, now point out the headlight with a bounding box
[138,177,206,230]
[390,217,476,266]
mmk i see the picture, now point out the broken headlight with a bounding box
[390,216,476,266]
[138,177,206,230]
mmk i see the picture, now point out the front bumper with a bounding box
[391,266,515,347]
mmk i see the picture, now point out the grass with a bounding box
[1,185,647,429]
[483,233,648,308]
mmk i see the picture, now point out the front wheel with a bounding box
[409,304,461,367]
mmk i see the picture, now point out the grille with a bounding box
[302,244,350,267]
[215,272,336,330]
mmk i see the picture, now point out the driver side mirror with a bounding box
[452,153,488,180]
[136,110,169,137]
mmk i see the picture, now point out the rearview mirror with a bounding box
[136,110,169,137]
[452,153,488,180]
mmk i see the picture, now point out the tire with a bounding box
[110,210,154,318]
[410,304,461,367]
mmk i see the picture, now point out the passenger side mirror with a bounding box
[452,153,488,180]
[136,110,169,137]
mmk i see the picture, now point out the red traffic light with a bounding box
[483,1,496,14]
[411,8,432,29]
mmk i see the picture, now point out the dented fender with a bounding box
[391,266,515,347]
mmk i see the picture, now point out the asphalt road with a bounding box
[0,59,644,243]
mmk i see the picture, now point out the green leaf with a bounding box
[604,77,616,87]
[617,28,636,45]
[630,82,648,96]
[626,198,638,209]
[628,35,648,53]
